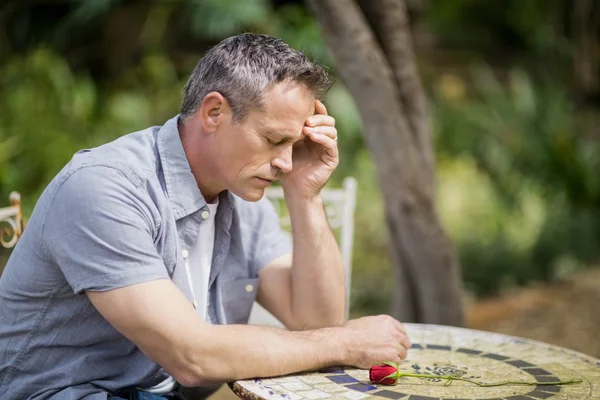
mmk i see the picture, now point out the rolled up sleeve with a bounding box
[42,165,169,294]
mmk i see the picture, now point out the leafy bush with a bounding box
[0,49,186,215]
[433,67,600,296]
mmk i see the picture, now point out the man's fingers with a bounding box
[306,132,339,163]
[307,132,338,151]
[396,322,407,335]
[306,114,335,127]
[400,333,412,350]
[314,99,328,116]
[389,354,403,366]
[398,345,408,360]
[303,125,337,140]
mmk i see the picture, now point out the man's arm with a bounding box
[88,280,410,387]
[256,195,345,330]
[257,100,346,330]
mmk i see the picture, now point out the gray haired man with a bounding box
[0,34,411,400]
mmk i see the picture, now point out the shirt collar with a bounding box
[157,115,206,220]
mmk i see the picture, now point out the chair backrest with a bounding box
[0,192,24,249]
[248,177,357,326]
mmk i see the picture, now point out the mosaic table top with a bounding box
[230,323,600,400]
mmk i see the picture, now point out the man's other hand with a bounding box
[341,315,412,368]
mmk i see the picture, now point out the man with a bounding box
[0,34,411,400]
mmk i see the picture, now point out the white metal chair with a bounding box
[0,192,24,249]
[248,177,357,327]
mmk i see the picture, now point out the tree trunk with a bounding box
[572,0,600,104]
[306,0,464,325]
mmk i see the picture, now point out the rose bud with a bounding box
[369,362,400,385]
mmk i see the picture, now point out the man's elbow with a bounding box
[171,362,225,388]
[172,368,204,388]
[159,346,224,387]
[289,308,346,331]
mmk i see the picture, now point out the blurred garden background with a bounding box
[1,0,600,360]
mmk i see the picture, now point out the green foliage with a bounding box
[53,0,121,46]
[0,49,97,210]
[0,49,186,214]
[433,68,600,296]
[184,0,270,39]
[424,0,570,58]
[267,4,332,66]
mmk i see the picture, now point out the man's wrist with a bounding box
[283,190,323,210]
[318,326,350,366]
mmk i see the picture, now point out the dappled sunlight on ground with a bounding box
[466,267,600,358]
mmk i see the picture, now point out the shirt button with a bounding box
[182,249,189,259]
[200,210,210,220]
[192,300,197,308]
[245,284,254,293]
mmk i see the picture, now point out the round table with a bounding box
[230,323,600,400]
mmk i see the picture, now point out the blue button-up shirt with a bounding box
[0,116,291,399]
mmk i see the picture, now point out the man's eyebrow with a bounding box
[262,129,303,143]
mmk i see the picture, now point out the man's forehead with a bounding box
[257,106,313,138]
[263,82,315,119]
[244,83,315,139]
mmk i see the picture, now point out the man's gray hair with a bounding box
[181,33,333,122]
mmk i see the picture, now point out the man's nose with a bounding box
[272,145,293,174]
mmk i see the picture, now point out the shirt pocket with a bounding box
[222,278,259,324]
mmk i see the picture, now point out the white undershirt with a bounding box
[145,200,219,394]
[186,199,219,321]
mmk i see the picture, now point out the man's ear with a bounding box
[198,92,232,134]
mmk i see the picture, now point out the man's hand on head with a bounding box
[280,100,339,199]
[269,102,345,329]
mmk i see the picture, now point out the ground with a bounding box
[465,266,600,360]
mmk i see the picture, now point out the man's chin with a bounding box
[231,187,266,202]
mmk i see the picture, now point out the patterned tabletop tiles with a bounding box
[231,324,600,400]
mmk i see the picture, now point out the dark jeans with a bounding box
[108,388,186,400]
[109,383,222,399]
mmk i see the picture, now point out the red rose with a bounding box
[369,362,399,385]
